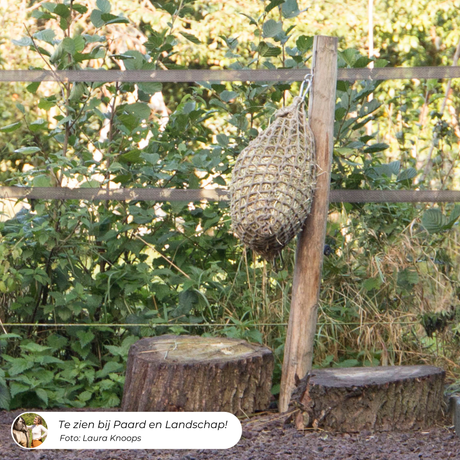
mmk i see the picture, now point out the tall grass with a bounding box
[217,204,460,387]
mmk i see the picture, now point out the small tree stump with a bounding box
[290,365,445,432]
[122,335,274,415]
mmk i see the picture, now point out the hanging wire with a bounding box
[299,72,313,99]
[0,321,421,328]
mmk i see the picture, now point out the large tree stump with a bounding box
[290,365,445,432]
[122,335,274,415]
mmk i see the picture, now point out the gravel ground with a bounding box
[2,408,460,459]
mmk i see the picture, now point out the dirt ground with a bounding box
[1,408,460,460]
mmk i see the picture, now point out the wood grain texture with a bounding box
[279,36,338,413]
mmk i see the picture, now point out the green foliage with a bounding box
[21,412,47,428]
[421,206,460,234]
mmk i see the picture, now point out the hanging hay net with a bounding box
[230,95,316,261]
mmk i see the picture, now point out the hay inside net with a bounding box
[230,95,316,261]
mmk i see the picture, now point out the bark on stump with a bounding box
[122,335,274,415]
[290,365,445,432]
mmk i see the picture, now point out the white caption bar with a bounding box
[13,412,242,450]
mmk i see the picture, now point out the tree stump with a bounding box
[290,365,445,432]
[122,335,274,415]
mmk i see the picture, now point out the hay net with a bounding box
[230,86,316,262]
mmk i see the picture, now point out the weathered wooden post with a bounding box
[279,35,338,413]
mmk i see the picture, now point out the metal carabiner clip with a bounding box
[299,72,313,99]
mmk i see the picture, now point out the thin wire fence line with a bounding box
[1,321,421,327]
[2,187,460,203]
[2,322,286,327]
[0,67,460,82]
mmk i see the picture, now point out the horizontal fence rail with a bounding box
[329,189,460,203]
[1,187,460,203]
[0,186,229,202]
[0,67,459,82]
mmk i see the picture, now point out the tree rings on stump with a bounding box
[290,365,445,432]
[122,335,274,415]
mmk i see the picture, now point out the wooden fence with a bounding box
[1,35,459,412]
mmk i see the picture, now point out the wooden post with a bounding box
[279,36,338,413]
